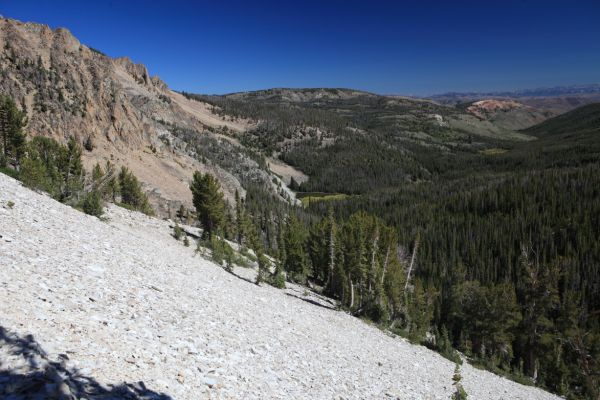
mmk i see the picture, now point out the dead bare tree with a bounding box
[405,232,420,291]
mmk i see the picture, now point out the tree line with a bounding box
[0,95,153,217]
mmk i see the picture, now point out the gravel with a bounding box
[0,174,561,399]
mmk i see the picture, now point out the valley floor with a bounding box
[0,174,561,399]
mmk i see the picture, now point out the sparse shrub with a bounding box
[240,246,257,262]
[452,364,468,400]
[271,270,286,289]
[183,235,190,247]
[6,200,14,209]
[210,233,235,271]
[173,223,183,240]
[82,190,103,217]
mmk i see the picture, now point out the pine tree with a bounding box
[234,189,244,244]
[0,96,27,169]
[82,190,103,217]
[118,166,153,215]
[406,279,435,343]
[283,214,308,283]
[91,162,104,185]
[516,246,559,381]
[59,136,84,201]
[190,171,225,239]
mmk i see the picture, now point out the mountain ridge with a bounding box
[0,17,291,214]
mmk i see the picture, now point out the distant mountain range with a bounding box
[429,83,600,100]
[427,84,600,114]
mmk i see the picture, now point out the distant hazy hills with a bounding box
[429,83,600,101]
[427,84,600,115]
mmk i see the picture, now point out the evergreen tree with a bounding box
[59,136,84,201]
[0,95,27,169]
[91,162,104,185]
[118,166,153,215]
[82,190,103,217]
[406,279,435,343]
[283,214,308,283]
[234,189,244,244]
[190,171,225,239]
[516,246,559,381]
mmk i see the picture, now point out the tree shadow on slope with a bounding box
[284,287,338,311]
[0,326,172,399]
[227,268,258,286]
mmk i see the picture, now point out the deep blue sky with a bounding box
[2,0,600,95]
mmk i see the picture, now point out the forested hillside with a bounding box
[182,92,600,399]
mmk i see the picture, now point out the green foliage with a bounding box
[81,190,103,217]
[19,136,84,202]
[452,364,468,400]
[61,137,84,200]
[523,103,600,138]
[210,234,235,272]
[118,166,153,215]
[190,171,225,239]
[0,166,19,179]
[172,223,184,240]
[283,214,308,283]
[255,250,271,284]
[453,281,520,365]
[0,95,27,169]
[406,280,436,343]
[271,267,286,288]
[436,326,462,365]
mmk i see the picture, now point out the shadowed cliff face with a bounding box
[0,326,172,400]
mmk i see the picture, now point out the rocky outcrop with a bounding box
[465,99,552,131]
[0,17,274,213]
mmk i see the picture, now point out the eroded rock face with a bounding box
[0,17,200,147]
[0,17,268,213]
[467,99,524,118]
[465,99,552,131]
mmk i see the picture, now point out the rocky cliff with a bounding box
[0,17,277,214]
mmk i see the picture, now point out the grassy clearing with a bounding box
[479,148,508,155]
[298,192,349,207]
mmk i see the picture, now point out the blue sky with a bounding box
[2,0,600,95]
